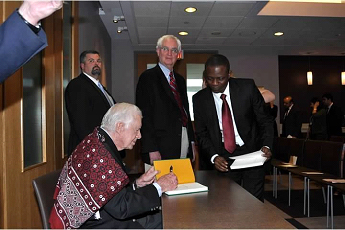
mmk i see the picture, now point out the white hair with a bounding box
[156,35,181,51]
[101,103,142,132]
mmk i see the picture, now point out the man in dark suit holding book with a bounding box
[193,54,273,201]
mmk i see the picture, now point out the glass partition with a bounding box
[23,53,43,168]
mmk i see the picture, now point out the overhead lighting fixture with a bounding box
[274,32,284,36]
[117,26,128,33]
[307,56,313,85]
[179,31,188,36]
[184,7,197,13]
[113,16,125,23]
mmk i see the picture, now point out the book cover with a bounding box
[153,159,208,195]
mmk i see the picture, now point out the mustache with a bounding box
[91,66,101,75]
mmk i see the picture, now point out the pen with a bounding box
[170,165,173,172]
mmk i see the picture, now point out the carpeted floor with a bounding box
[264,174,345,229]
[264,189,345,218]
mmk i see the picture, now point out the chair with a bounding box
[32,169,62,229]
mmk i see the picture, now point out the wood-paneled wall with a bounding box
[0,2,79,228]
[279,55,345,124]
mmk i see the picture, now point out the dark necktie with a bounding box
[220,94,236,153]
[169,71,188,127]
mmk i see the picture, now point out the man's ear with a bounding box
[115,122,124,134]
[80,63,84,71]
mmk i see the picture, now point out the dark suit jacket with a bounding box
[80,128,161,229]
[136,65,195,163]
[327,104,343,137]
[65,73,115,155]
[192,78,274,161]
[0,11,47,83]
[281,104,302,138]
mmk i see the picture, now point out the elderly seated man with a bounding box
[49,103,178,229]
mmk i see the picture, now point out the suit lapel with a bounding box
[228,79,241,124]
[204,87,222,143]
[81,73,111,107]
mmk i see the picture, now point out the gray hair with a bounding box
[156,35,181,51]
[101,103,142,132]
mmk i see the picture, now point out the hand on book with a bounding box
[157,173,178,192]
[260,146,272,161]
[136,167,159,188]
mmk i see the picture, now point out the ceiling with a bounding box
[99,1,345,55]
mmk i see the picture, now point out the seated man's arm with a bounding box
[103,184,161,220]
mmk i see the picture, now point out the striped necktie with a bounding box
[169,71,188,127]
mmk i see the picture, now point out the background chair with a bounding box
[32,169,61,229]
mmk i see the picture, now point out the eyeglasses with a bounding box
[159,46,179,54]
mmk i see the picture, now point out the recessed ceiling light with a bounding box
[185,7,197,13]
[274,32,284,36]
[179,31,188,36]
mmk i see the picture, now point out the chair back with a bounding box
[273,137,291,162]
[329,135,345,143]
[32,169,61,229]
[320,142,344,177]
[288,138,305,165]
[302,140,323,170]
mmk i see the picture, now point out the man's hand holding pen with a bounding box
[136,166,178,192]
[157,171,178,193]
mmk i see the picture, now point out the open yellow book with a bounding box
[153,158,208,196]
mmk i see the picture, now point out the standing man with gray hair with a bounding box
[65,50,116,156]
[136,35,195,166]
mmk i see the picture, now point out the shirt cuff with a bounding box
[153,182,162,197]
[211,154,219,164]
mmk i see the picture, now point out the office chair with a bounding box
[32,169,61,229]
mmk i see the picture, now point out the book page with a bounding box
[165,182,208,196]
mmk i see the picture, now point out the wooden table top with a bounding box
[162,170,295,229]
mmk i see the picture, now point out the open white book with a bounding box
[153,159,208,196]
[165,182,208,196]
[229,150,267,170]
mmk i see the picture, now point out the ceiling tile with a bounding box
[203,16,244,29]
[209,2,256,17]
[136,16,169,28]
[132,1,171,17]
[169,16,207,28]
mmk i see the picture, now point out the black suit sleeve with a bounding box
[193,91,219,160]
[65,80,96,140]
[249,81,274,149]
[136,72,159,153]
[0,11,47,83]
[103,184,161,219]
[290,108,302,137]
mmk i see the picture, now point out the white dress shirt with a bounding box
[83,72,114,106]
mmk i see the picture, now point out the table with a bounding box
[162,170,295,229]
